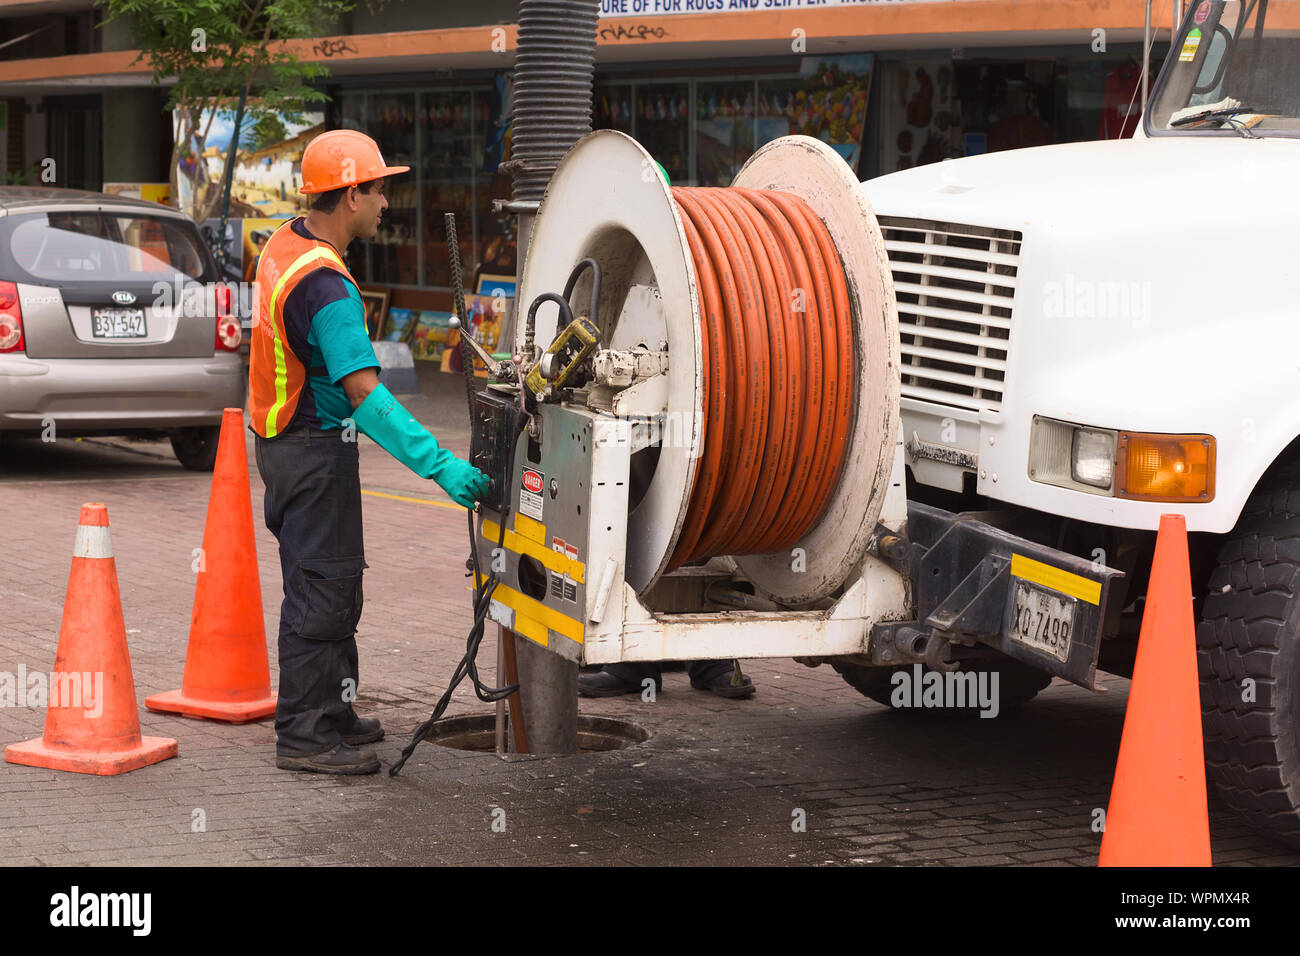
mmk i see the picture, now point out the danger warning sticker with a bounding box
[520,470,544,520]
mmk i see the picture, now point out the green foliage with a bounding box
[245,112,289,152]
[97,0,352,117]
[95,0,365,217]
[3,165,38,186]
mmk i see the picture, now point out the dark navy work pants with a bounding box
[254,424,367,757]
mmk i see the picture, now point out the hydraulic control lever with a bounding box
[449,315,513,381]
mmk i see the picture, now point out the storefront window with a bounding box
[420,90,476,289]
[365,92,417,286]
[334,85,517,291]
[758,57,873,171]
[637,82,690,183]
[332,63,878,289]
[594,82,634,134]
[695,80,754,186]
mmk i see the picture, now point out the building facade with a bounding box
[0,0,1178,314]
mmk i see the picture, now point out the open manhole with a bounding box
[425,714,649,753]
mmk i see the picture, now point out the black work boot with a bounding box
[340,715,384,746]
[689,660,756,699]
[276,744,380,775]
[578,665,662,698]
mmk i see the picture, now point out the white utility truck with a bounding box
[468,0,1298,847]
[860,0,1299,846]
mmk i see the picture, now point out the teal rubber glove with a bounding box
[351,383,490,508]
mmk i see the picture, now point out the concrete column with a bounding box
[23,97,46,173]
[101,89,165,184]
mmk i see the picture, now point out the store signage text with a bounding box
[600,0,958,15]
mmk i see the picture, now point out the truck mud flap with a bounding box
[899,502,1125,690]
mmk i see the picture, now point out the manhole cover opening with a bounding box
[424,714,649,753]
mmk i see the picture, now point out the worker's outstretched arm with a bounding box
[342,367,489,508]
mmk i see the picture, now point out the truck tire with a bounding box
[832,657,1051,716]
[1197,476,1300,849]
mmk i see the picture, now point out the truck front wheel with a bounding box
[832,656,1051,716]
[1198,476,1300,849]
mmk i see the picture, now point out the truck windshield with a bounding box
[1149,0,1300,136]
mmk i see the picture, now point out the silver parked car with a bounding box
[0,187,245,470]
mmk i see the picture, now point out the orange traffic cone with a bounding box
[1099,513,1211,866]
[146,408,276,723]
[5,504,178,775]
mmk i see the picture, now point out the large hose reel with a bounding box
[514,131,900,607]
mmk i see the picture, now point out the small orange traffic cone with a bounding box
[5,504,178,775]
[1099,513,1211,866]
[146,408,276,723]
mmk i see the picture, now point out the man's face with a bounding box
[349,178,389,240]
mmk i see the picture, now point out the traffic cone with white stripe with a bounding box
[146,408,276,722]
[5,503,178,775]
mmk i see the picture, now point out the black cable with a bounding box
[562,257,601,330]
[390,413,527,776]
[526,292,574,341]
[391,265,596,775]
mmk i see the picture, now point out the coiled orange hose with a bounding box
[667,186,854,571]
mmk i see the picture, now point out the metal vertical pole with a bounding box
[214,86,247,271]
[1143,0,1153,116]
[512,633,578,754]
[495,631,507,755]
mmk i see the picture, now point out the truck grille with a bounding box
[880,217,1022,413]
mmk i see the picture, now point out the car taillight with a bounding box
[214,283,233,315]
[0,280,23,353]
[216,315,242,351]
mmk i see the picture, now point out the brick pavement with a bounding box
[1,367,1298,866]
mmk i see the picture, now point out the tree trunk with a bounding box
[168,112,185,213]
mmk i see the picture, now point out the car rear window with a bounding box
[7,211,210,282]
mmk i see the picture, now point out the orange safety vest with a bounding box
[248,219,361,438]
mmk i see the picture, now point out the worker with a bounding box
[249,129,490,775]
[579,660,755,699]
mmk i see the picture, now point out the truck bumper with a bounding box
[884,502,1126,690]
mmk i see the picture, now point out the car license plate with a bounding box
[1009,580,1074,663]
[92,308,146,338]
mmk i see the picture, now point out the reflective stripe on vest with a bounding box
[248,217,362,440]
[262,245,348,438]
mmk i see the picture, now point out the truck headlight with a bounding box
[1071,429,1115,488]
[1029,417,1215,502]
[1028,417,1117,495]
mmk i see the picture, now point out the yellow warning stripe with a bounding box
[476,574,584,644]
[512,613,549,648]
[513,512,546,545]
[263,246,348,438]
[482,518,585,584]
[1011,554,1101,606]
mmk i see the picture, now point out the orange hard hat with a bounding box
[299,129,410,194]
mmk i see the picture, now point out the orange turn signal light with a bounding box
[1116,432,1215,502]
